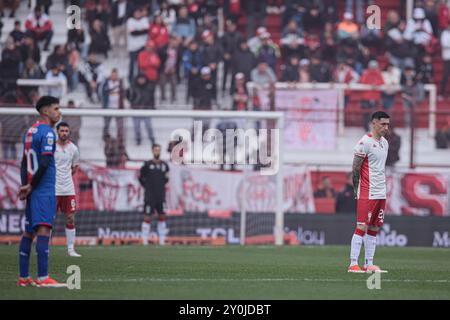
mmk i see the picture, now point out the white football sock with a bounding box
[141,221,150,245]
[66,228,76,251]
[350,233,364,266]
[157,221,167,245]
[364,234,377,268]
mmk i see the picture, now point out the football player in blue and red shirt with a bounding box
[17,96,66,288]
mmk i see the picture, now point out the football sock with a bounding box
[19,236,33,278]
[350,228,365,266]
[142,221,150,245]
[157,220,167,245]
[36,235,50,279]
[364,230,378,268]
[66,224,76,251]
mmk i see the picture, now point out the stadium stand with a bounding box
[1,1,450,169]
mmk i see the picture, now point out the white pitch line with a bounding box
[50,278,450,283]
[1,278,449,283]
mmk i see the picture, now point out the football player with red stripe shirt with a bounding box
[348,111,390,274]
[55,122,81,257]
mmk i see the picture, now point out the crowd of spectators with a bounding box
[1,0,450,163]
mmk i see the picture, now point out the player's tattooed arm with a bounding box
[352,155,365,198]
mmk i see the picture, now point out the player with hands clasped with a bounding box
[348,111,390,274]
[17,96,66,288]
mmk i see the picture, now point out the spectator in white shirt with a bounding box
[45,64,67,99]
[381,63,401,110]
[101,68,122,137]
[126,6,149,82]
[251,61,277,86]
[404,8,433,47]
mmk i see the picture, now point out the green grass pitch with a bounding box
[1,245,449,299]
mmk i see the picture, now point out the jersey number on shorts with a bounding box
[378,209,385,224]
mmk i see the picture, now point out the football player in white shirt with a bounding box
[348,111,390,273]
[55,122,81,257]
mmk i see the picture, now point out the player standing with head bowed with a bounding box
[348,111,390,274]
[139,144,170,246]
[17,96,66,288]
[55,122,81,257]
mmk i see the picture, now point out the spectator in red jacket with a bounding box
[138,39,161,84]
[359,60,385,131]
[25,6,53,51]
[438,0,450,31]
[149,14,169,49]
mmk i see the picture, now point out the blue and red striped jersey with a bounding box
[22,121,56,196]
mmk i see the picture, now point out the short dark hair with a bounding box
[152,143,161,149]
[56,122,70,130]
[35,96,59,112]
[371,111,390,121]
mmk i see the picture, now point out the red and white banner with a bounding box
[167,165,315,213]
[79,163,144,211]
[386,170,450,217]
[256,88,339,151]
[0,162,25,210]
[1,161,449,216]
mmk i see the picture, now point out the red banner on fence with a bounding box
[1,161,449,216]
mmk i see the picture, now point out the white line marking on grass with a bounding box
[60,278,450,283]
[1,278,449,283]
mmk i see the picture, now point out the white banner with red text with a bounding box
[1,161,449,216]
